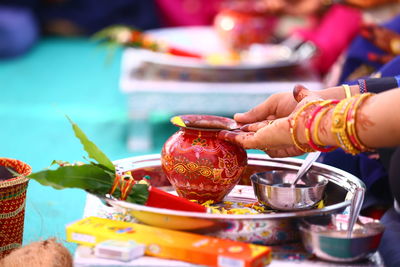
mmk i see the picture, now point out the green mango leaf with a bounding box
[66,116,115,172]
[29,164,150,205]
[126,184,149,205]
[29,117,150,205]
[29,165,112,193]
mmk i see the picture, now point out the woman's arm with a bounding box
[220,87,400,157]
[235,77,400,126]
[319,88,400,148]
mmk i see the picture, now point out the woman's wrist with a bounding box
[316,94,375,153]
[312,85,360,100]
[318,107,339,146]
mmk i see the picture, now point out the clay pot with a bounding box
[214,3,276,51]
[161,115,247,203]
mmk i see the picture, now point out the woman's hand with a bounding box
[235,83,361,127]
[234,85,309,125]
[219,86,323,157]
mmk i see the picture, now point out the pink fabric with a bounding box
[155,0,222,27]
[293,4,362,75]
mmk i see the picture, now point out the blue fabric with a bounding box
[321,54,400,208]
[321,150,386,190]
[378,56,400,78]
[38,0,161,34]
[0,5,38,58]
[395,75,400,87]
[379,207,400,267]
[322,53,400,266]
[339,15,400,84]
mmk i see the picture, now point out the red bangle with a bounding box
[305,100,339,152]
[346,93,375,152]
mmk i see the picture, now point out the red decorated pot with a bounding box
[161,115,247,203]
[214,1,276,51]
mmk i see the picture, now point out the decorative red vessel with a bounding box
[214,1,276,51]
[161,115,248,203]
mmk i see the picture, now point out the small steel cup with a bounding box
[250,170,328,211]
[299,215,385,262]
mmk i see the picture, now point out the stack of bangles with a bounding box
[290,93,375,155]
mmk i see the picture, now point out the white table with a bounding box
[118,26,323,151]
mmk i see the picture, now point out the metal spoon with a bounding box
[347,187,365,237]
[291,152,321,187]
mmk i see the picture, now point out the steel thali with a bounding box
[106,153,364,245]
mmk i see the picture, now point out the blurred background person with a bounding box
[257,0,400,77]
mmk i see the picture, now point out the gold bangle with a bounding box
[313,105,333,146]
[290,100,322,152]
[342,84,352,99]
[331,97,360,155]
[346,93,375,152]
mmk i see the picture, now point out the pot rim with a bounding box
[170,114,239,131]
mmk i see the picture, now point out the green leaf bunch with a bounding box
[28,116,149,204]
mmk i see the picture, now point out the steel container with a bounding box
[251,170,328,211]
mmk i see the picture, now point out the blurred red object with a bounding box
[156,0,222,27]
[214,0,276,51]
[146,187,207,212]
[167,47,203,59]
[362,205,390,220]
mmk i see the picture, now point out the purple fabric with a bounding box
[0,5,38,58]
[339,15,400,83]
[379,207,400,267]
[320,150,387,190]
[321,56,400,209]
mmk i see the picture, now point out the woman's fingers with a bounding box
[234,92,293,124]
[234,101,275,124]
[292,84,325,103]
[218,130,263,149]
[264,146,305,158]
[240,120,273,132]
[219,116,309,158]
[219,118,292,150]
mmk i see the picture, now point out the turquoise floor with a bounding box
[0,37,167,251]
[0,37,287,253]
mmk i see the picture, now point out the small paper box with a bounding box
[94,240,145,261]
[66,217,271,267]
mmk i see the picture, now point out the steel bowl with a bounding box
[299,214,385,262]
[251,170,328,211]
[105,153,365,245]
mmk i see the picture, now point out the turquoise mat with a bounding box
[0,37,302,253]
[0,37,160,251]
